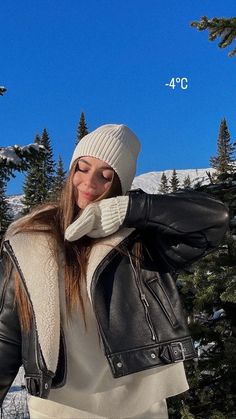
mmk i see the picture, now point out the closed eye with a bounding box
[75,161,87,172]
[76,167,87,173]
[75,160,113,181]
[102,175,112,182]
[101,171,113,182]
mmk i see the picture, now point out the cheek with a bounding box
[100,181,113,196]
[72,174,80,202]
[104,181,112,191]
[72,172,81,187]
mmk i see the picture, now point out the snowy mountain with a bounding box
[132,167,214,193]
[6,194,25,218]
[7,167,214,218]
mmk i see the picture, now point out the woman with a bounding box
[0,124,229,418]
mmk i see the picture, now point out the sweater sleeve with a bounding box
[0,256,22,406]
[123,189,229,269]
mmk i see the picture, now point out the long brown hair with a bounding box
[5,159,122,331]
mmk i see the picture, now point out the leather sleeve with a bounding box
[0,255,22,406]
[123,190,229,269]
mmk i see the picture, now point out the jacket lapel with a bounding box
[86,228,135,301]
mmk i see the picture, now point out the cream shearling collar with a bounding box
[7,232,60,374]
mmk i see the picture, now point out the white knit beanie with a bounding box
[70,124,141,194]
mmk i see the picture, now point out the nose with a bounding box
[84,171,98,189]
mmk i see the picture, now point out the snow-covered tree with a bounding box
[159,172,169,193]
[0,142,46,233]
[191,16,236,57]
[0,143,45,177]
[76,112,89,145]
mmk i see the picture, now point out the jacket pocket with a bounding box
[145,276,179,328]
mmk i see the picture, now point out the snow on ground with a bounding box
[1,367,29,418]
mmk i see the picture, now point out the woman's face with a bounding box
[73,156,114,209]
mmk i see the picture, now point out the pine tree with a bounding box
[22,129,55,213]
[159,172,169,193]
[210,118,235,179]
[183,174,192,189]
[168,176,236,417]
[0,141,46,229]
[179,189,236,417]
[40,128,55,196]
[50,155,67,201]
[0,173,12,241]
[22,135,43,213]
[191,16,236,57]
[170,169,180,192]
[76,112,89,145]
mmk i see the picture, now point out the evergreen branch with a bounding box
[229,46,236,57]
[0,144,46,173]
[191,16,236,57]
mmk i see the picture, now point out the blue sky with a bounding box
[1,0,236,195]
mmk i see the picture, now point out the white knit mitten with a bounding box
[64,196,129,241]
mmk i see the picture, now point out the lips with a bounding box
[80,191,97,201]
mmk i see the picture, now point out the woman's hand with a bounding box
[64,196,129,241]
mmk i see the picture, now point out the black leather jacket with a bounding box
[0,190,229,404]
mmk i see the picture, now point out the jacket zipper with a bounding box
[128,252,156,341]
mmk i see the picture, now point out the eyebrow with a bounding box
[78,158,114,171]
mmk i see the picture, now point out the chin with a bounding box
[78,199,89,209]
